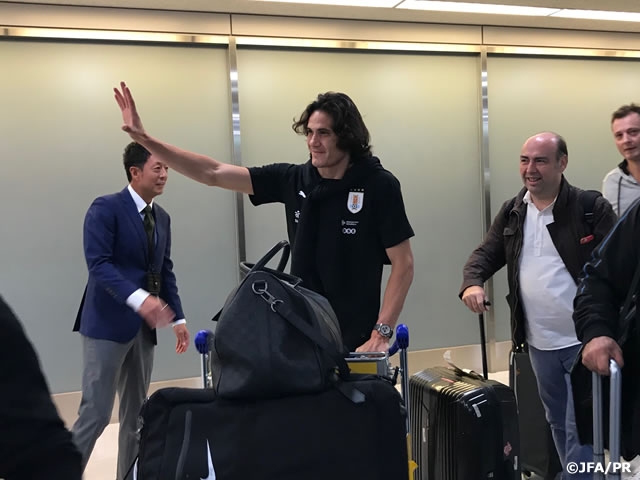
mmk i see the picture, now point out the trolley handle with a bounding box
[592,359,622,480]
[478,300,491,380]
[194,329,213,354]
[195,329,215,389]
[389,324,409,356]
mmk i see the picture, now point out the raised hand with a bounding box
[113,81,146,140]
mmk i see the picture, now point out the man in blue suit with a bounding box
[72,142,190,480]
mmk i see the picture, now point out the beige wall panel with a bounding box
[0,3,231,34]
[232,14,482,44]
[0,40,236,393]
[485,26,640,51]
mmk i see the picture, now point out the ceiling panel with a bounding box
[5,0,640,33]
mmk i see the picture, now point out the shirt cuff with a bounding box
[172,319,186,326]
[126,289,150,312]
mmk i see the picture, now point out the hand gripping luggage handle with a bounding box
[593,359,622,480]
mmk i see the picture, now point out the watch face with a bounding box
[377,324,392,337]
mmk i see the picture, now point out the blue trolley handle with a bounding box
[388,324,409,355]
[388,324,410,432]
[194,329,214,389]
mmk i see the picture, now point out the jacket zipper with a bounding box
[511,210,526,352]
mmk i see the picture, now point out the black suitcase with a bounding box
[410,367,520,479]
[510,350,562,479]
[408,311,520,480]
[130,377,408,480]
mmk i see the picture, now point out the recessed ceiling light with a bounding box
[250,0,400,7]
[396,1,559,16]
[251,0,640,22]
[552,9,640,22]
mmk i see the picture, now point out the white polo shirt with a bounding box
[518,191,581,351]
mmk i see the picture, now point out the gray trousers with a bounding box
[71,327,154,480]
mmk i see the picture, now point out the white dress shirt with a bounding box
[518,191,580,350]
[125,185,186,327]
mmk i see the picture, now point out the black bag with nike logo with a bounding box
[128,380,408,480]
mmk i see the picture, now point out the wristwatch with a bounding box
[374,323,393,339]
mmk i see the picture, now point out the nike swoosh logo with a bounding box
[201,440,216,480]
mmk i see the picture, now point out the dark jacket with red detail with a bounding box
[460,176,616,351]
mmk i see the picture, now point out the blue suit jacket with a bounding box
[73,188,184,343]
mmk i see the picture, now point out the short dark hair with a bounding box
[554,134,568,161]
[292,92,372,160]
[123,142,151,182]
[611,103,640,123]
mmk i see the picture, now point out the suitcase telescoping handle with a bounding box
[592,359,622,480]
[478,301,491,380]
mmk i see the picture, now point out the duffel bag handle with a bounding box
[214,242,297,323]
[241,264,303,287]
[249,240,290,273]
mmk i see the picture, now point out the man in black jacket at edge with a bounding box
[573,198,640,465]
[0,294,82,480]
[573,205,638,376]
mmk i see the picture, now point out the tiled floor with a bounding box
[85,423,119,480]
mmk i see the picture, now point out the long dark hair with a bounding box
[292,92,372,160]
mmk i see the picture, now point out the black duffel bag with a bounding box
[211,241,351,400]
[129,378,407,480]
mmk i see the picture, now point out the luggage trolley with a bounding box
[194,324,418,480]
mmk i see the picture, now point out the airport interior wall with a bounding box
[2,4,639,393]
